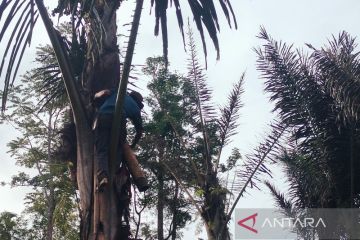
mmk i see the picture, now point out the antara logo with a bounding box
[237,213,258,233]
[237,212,327,234]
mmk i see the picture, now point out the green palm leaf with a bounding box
[0,0,38,110]
[218,74,244,146]
[152,0,237,65]
[310,32,360,124]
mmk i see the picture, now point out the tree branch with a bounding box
[162,161,202,217]
[168,120,204,186]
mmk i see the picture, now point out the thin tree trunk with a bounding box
[134,190,146,240]
[47,189,55,240]
[171,181,179,240]
[46,109,55,240]
[157,169,164,240]
[156,136,166,240]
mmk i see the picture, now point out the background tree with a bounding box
[256,29,360,239]
[0,45,79,240]
[0,1,237,239]
[138,56,194,240]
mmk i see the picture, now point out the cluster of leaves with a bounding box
[149,0,237,64]
[256,28,360,238]
[31,24,86,108]
[0,211,34,240]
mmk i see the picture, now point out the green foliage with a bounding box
[0,211,33,240]
[138,57,194,239]
[195,188,205,197]
[0,46,79,239]
[217,148,242,173]
[140,223,157,240]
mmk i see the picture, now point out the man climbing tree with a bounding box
[93,89,149,192]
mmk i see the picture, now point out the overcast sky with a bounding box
[1,0,360,238]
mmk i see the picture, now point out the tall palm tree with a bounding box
[0,0,237,239]
[256,28,360,238]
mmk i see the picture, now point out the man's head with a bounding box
[129,91,144,109]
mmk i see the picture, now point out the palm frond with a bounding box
[186,23,216,122]
[257,28,360,208]
[0,0,38,111]
[172,0,185,49]
[214,74,244,172]
[234,121,286,192]
[31,46,66,108]
[185,23,218,172]
[52,0,102,23]
[310,31,360,124]
[151,0,237,65]
[264,180,293,211]
[265,180,317,239]
[218,74,244,146]
[255,27,337,152]
[28,21,87,109]
[226,121,286,220]
[255,27,307,127]
[279,151,333,208]
[152,0,169,64]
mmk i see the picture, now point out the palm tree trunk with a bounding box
[82,2,122,239]
[82,0,144,238]
[202,177,230,240]
[203,205,230,240]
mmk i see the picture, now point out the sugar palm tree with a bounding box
[0,0,237,239]
[256,28,360,239]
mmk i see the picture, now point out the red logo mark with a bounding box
[237,213,258,234]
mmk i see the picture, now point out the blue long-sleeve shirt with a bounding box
[99,91,143,132]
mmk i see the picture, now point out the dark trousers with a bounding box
[94,113,126,175]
